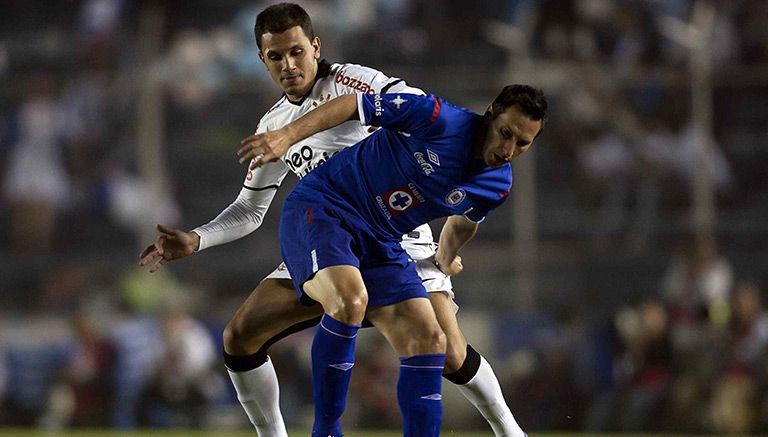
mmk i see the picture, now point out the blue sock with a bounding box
[311,314,361,437]
[398,353,446,437]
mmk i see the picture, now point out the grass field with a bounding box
[0,431,727,437]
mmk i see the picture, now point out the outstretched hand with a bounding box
[138,224,200,273]
[238,129,292,170]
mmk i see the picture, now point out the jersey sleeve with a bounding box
[463,182,512,223]
[191,184,279,250]
[192,119,289,250]
[357,93,441,135]
[463,205,495,223]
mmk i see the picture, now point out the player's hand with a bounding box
[138,224,200,273]
[238,129,292,170]
[434,254,463,276]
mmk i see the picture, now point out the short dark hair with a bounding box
[490,84,548,126]
[254,3,315,51]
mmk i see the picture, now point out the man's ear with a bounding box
[312,36,321,59]
[259,50,269,70]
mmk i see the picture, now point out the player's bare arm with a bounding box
[435,215,479,276]
[238,94,358,169]
[138,224,201,273]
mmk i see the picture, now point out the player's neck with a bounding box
[286,84,314,102]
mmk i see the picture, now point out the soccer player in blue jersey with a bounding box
[239,85,546,436]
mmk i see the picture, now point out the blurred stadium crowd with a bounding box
[1,0,768,434]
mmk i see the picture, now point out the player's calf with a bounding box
[311,314,361,437]
[399,353,446,437]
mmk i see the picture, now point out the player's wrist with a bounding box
[191,231,201,252]
[281,123,302,150]
[434,252,451,269]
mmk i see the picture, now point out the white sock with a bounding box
[227,356,289,437]
[455,356,526,437]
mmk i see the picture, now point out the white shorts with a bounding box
[264,224,457,312]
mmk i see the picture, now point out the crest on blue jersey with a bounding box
[445,188,466,206]
[382,184,423,217]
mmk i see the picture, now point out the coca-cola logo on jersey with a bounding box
[285,145,340,178]
[335,71,376,94]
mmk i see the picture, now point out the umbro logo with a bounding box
[420,393,442,401]
[426,149,440,166]
[330,362,354,371]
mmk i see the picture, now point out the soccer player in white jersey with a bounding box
[139,3,524,436]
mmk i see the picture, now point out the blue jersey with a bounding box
[291,93,513,240]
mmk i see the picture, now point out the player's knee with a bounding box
[331,288,368,324]
[222,319,244,350]
[223,316,264,353]
[442,331,468,372]
[435,327,447,353]
[444,342,467,373]
[409,323,446,355]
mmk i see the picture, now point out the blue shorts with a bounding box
[279,192,427,308]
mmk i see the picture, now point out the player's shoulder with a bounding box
[256,95,293,130]
[331,61,384,77]
[439,97,476,117]
[485,163,514,201]
[434,96,479,127]
[325,61,387,94]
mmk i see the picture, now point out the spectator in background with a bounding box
[63,311,115,427]
[661,233,733,432]
[0,338,70,427]
[662,233,733,352]
[576,123,636,246]
[77,0,125,56]
[138,303,221,428]
[44,310,116,429]
[2,74,69,253]
[710,280,768,434]
[668,120,733,197]
[587,297,673,432]
[516,340,581,431]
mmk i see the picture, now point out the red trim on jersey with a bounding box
[430,95,441,122]
[307,207,313,224]
[499,182,513,198]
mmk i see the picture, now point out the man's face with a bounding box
[481,104,542,168]
[259,26,320,100]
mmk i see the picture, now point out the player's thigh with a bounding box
[366,297,446,356]
[225,278,322,346]
[429,292,468,372]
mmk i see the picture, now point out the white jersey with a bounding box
[193,61,435,257]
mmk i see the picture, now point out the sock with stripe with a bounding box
[224,350,288,437]
[311,314,361,437]
[445,345,526,437]
[398,353,447,437]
